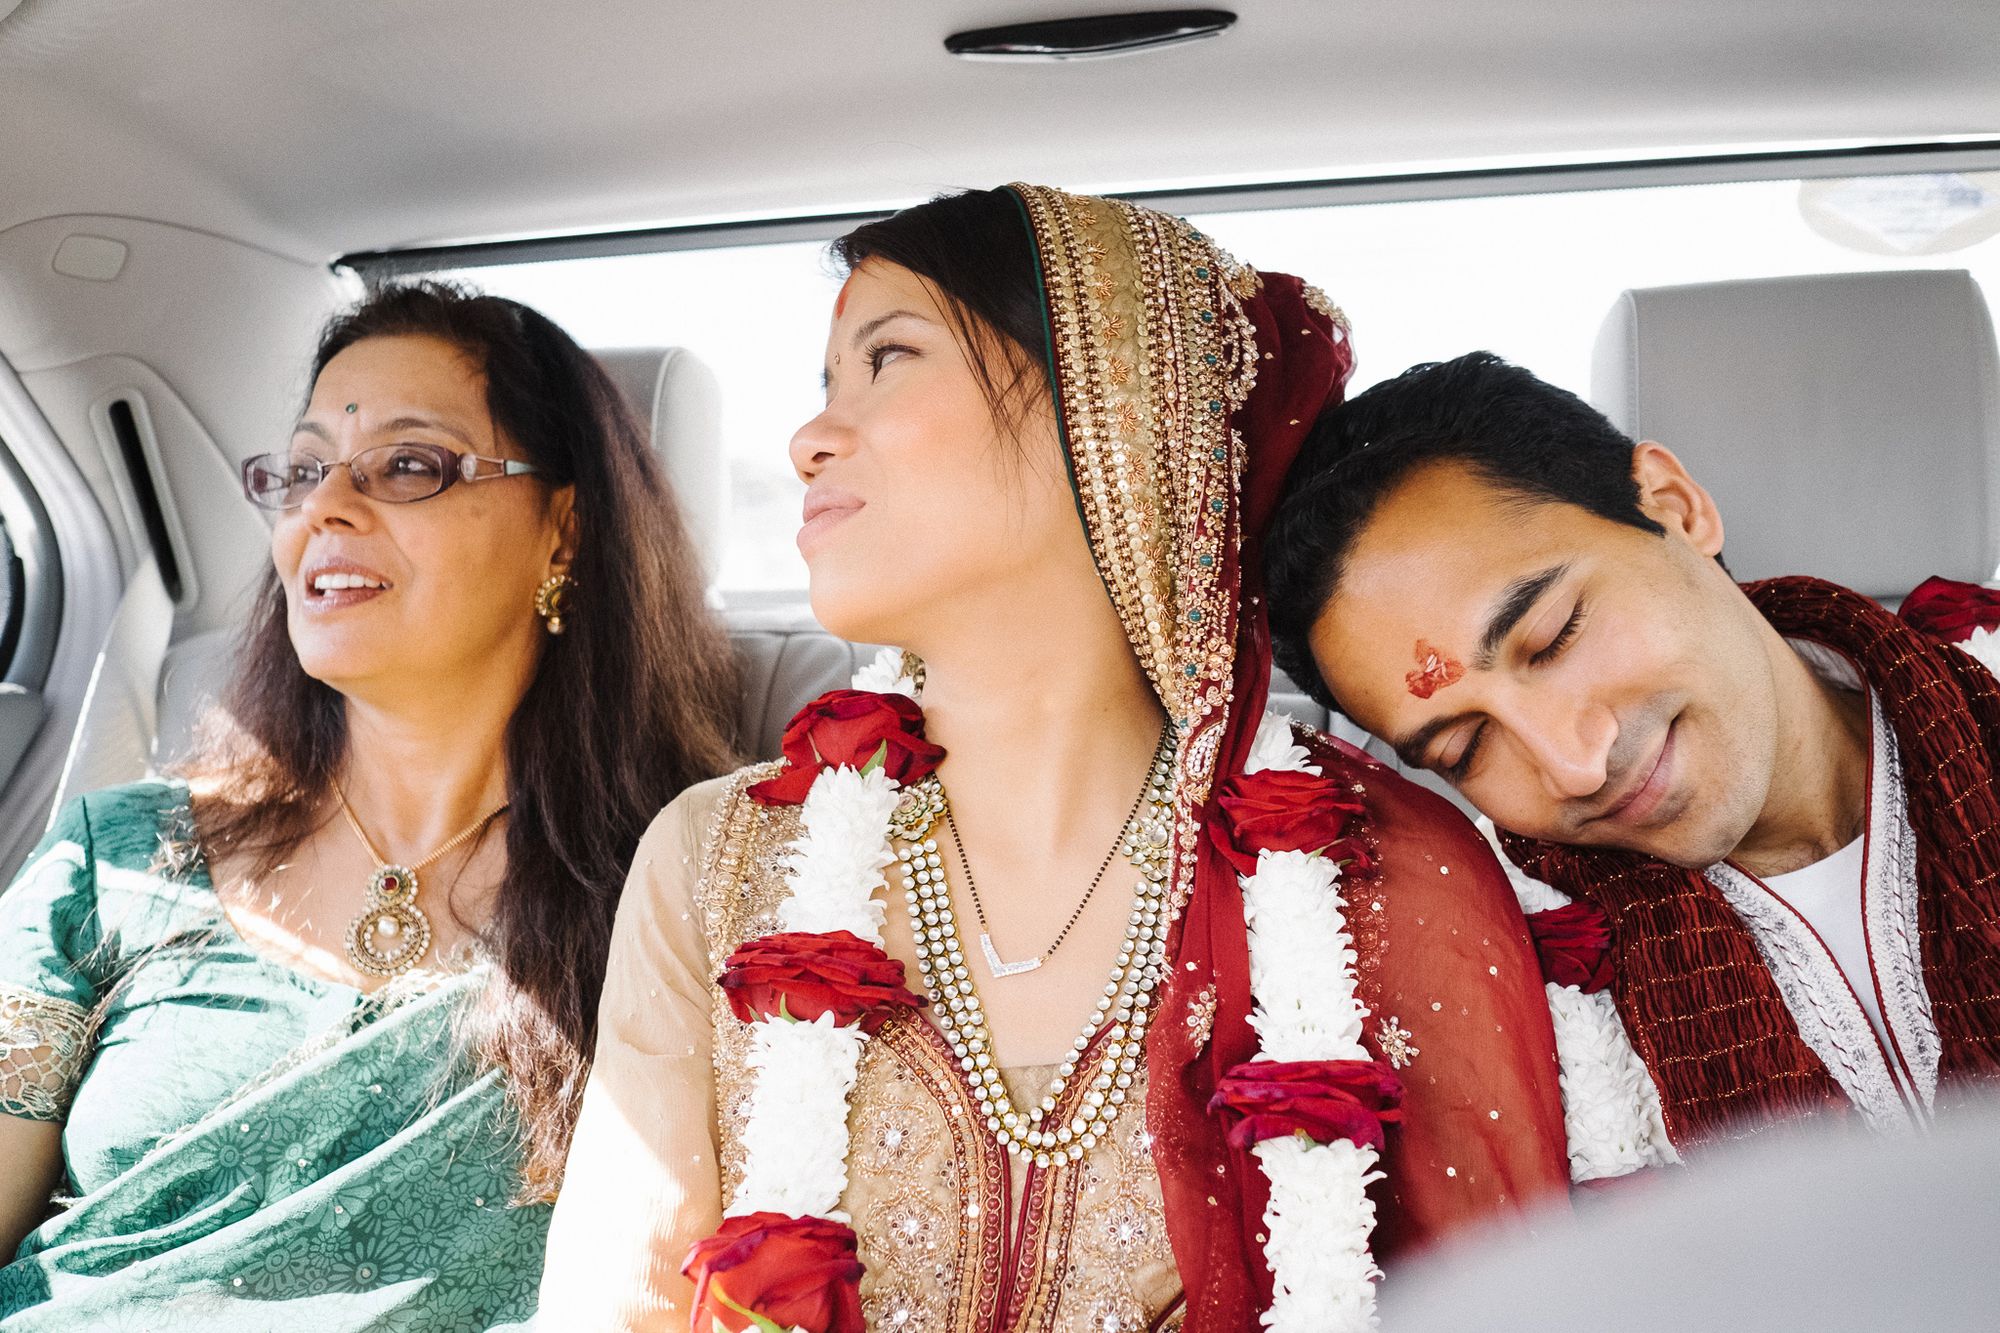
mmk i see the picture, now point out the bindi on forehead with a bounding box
[834,272,857,319]
[1405,638,1465,699]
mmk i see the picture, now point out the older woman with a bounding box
[0,282,736,1329]
[543,187,1568,1332]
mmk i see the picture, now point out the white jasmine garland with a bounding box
[1255,1136,1384,1330]
[1237,717,1383,1333]
[1954,625,2000,680]
[851,645,921,699]
[1480,821,1679,1181]
[1544,986,1678,1180]
[1242,850,1363,1062]
[1245,711,1319,776]
[729,1015,870,1217]
[776,765,899,944]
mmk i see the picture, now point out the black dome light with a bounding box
[945,9,1237,62]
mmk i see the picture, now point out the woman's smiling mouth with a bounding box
[302,560,393,609]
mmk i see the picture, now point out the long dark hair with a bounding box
[184,280,739,1194]
[834,188,1051,437]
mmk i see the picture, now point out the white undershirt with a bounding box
[1759,835,1887,1051]
[1733,638,1935,1116]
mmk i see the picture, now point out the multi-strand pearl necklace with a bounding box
[892,735,1175,1166]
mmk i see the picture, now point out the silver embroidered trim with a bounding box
[0,981,92,1121]
[1860,690,1940,1111]
[1705,862,1910,1132]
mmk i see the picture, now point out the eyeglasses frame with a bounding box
[240,442,544,511]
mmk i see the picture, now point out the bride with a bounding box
[540,185,1568,1332]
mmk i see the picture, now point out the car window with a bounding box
[448,241,840,592]
[440,170,2000,594]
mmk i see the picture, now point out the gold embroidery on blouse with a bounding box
[694,765,783,1199]
[857,1015,1008,1331]
[1042,1105,1178,1333]
[0,982,92,1120]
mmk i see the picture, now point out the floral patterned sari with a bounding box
[0,781,546,1331]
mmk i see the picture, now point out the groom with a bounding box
[1265,351,2000,1162]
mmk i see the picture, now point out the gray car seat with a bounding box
[1592,268,2000,595]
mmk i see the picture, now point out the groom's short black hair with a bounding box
[1267,352,1666,713]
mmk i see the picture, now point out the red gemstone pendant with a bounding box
[369,865,418,904]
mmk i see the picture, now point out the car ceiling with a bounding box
[1,0,1997,265]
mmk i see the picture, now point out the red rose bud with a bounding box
[1899,575,2000,644]
[720,931,925,1033]
[682,1212,865,1333]
[1208,767,1368,877]
[1208,1058,1405,1151]
[748,689,947,806]
[1527,901,1614,993]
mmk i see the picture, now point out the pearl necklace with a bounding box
[893,736,1175,1165]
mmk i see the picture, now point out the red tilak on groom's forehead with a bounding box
[1406,638,1465,700]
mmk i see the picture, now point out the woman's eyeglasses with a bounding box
[240,443,542,510]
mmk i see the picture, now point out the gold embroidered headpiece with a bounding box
[1011,184,1260,730]
[1008,184,1351,797]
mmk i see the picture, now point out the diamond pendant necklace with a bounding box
[893,723,1176,1164]
[336,786,508,979]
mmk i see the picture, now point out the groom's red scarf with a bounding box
[1502,577,2000,1147]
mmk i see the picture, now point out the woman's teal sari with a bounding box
[0,783,546,1330]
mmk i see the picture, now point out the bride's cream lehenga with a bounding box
[541,186,1569,1332]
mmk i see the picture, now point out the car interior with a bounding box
[0,0,1996,885]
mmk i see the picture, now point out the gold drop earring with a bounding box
[534,573,576,635]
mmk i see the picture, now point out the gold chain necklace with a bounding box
[336,785,508,978]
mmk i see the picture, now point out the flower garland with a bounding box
[686,655,1393,1331]
[1488,839,1679,1183]
[683,684,937,1333]
[1207,713,1397,1333]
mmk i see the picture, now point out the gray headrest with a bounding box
[1591,270,2000,596]
[594,346,729,586]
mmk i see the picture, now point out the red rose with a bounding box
[719,931,925,1032]
[1208,767,1369,877]
[1899,575,2000,644]
[1527,901,1614,993]
[682,1212,865,1333]
[748,689,946,806]
[1208,1058,1405,1151]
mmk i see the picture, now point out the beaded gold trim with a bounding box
[1011,184,1257,733]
